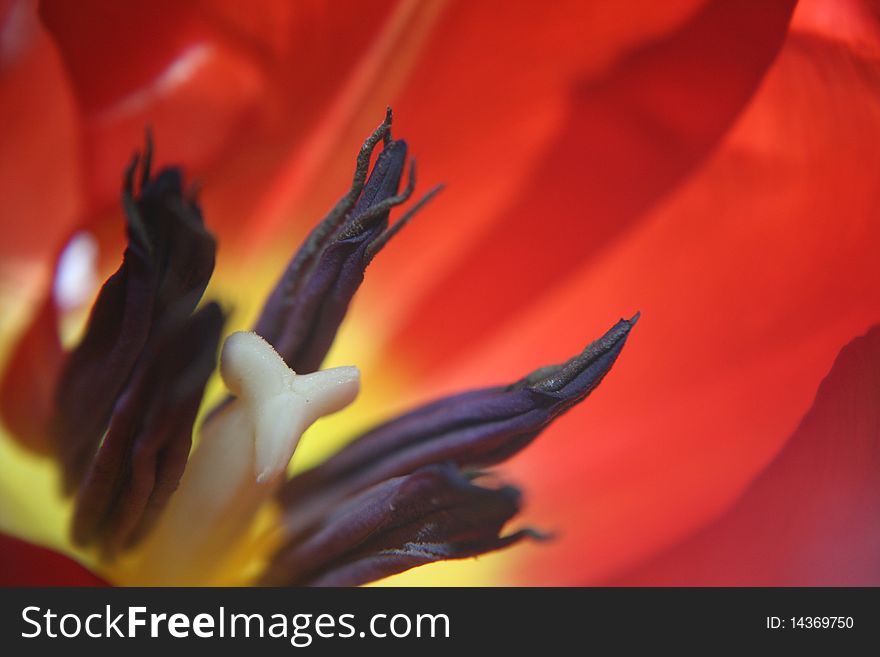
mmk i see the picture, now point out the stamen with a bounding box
[53,149,216,492]
[70,302,224,557]
[336,158,415,240]
[278,316,638,533]
[277,109,393,302]
[253,121,426,375]
[262,463,540,587]
[126,331,359,585]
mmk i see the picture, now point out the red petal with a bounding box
[40,0,398,229]
[419,5,880,584]
[41,0,219,113]
[237,0,709,302]
[40,0,266,210]
[0,532,107,586]
[607,326,880,585]
[383,0,796,371]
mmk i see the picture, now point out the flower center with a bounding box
[117,331,359,585]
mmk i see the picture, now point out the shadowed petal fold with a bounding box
[51,142,216,490]
[264,463,534,587]
[607,325,880,586]
[388,0,797,376]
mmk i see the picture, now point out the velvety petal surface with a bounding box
[374,0,796,368]
[607,326,880,585]
[2,0,877,589]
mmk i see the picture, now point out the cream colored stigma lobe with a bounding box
[122,331,360,585]
[221,332,360,483]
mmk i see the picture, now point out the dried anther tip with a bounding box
[518,314,639,394]
[252,111,441,375]
[337,149,414,241]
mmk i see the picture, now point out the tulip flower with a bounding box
[0,107,635,585]
[1,0,879,587]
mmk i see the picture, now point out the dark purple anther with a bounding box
[71,302,224,556]
[263,463,539,587]
[255,109,442,374]
[52,133,216,492]
[4,111,641,586]
[279,316,638,532]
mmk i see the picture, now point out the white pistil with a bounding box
[124,331,359,585]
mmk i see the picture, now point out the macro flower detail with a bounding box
[0,112,635,586]
[71,301,223,557]
[262,463,540,587]
[52,142,218,495]
[2,0,878,591]
[254,109,442,374]
[278,316,637,535]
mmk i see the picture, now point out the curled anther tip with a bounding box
[366,109,393,148]
[525,317,636,394]
[337,147,414,240]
